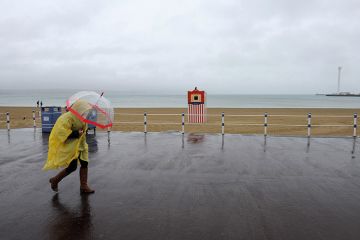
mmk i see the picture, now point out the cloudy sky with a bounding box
[0,0,359,94]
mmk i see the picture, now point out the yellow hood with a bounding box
[71,99,92,117]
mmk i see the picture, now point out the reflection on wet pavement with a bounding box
[86,134,98,153]
[187,133,205,143]
[49,194,92,240]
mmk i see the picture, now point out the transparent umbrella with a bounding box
[66,91,114,129]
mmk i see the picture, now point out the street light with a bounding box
[337,66,342,94]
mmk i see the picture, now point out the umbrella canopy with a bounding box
[66,91,114,129]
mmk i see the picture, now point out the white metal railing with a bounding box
[2,111,358,137]
[111,112,358,137]
[0,112,11,131]
[1,110,43,131]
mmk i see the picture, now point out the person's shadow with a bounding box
[49,194,93,240]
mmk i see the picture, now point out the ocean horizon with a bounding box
[0,89,360,108]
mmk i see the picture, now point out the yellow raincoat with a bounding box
[43,100,91,170]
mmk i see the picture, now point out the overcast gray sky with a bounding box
[0,0,359,94]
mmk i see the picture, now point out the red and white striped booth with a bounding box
[188,87,207,123]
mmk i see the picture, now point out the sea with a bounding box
[0,89,359,108]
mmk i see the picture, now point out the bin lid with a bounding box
[41,106,62,112]
[66,91,114,129]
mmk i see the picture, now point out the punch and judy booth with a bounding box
[187,87,207,123]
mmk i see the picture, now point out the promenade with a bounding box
[0,129,359,240]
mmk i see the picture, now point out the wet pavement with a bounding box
[0,129,360,240]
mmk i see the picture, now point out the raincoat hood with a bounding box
[69,99,92,122]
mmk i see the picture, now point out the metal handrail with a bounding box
[2,111,358,137]
[114,112,355,117]
[110,112,357,137]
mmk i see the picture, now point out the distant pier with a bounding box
[325,92,360,97]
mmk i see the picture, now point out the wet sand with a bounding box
[0,106,358,136]
[0,130,360,240]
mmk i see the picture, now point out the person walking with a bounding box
[43,99,95,194]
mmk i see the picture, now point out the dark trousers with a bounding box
[65,158,88,174]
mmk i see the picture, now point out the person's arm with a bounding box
[78,124,88,161]
[67,129,84,139]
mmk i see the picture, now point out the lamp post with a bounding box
[337,66,342,94]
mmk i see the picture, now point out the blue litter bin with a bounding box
[41,106,62,133]
[86,109,97,134]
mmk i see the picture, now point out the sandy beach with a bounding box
[0,106,358,136]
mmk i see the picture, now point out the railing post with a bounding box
[221,112,225,135]
[32,110,36,128]
[6,112,10,131]
[264,112,268,136]
[307,113,312,137]
[144,112,147,134]
[181,113,185,134]
[354,113,358,137]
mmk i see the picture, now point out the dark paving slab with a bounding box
[0,129,360,240]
